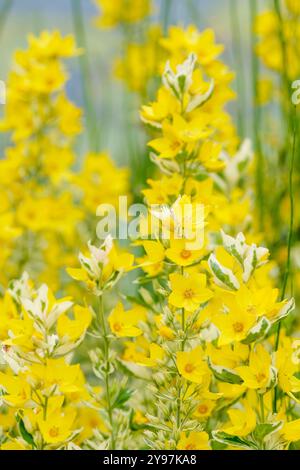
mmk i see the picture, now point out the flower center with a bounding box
[49,426,60,438]
[233,322,244,333]
[171,141,181,151]
[256,372,266,383]
[185,443,196,450]
[198,404,209,415]
[113,322,122,332]
[184,363,195,374]
[183,289,194,299]
[180,249,192,260]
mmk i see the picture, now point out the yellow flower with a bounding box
[114,25,162,94]
[285,0,300,16]
[281,418,300,443]
[217,382,246,400]
[0,372,31,407]
[137,240,165,277]
[236,344,273,391]
[177,431,210,450]
[197,141,225,172]
[213,305,256,346]
[67,236,134,292]
[108,302,146,337]
[225,403,256,437]
[76,407,107,443]
[141,87,180,126]
[94,0,151,28]
[275,339,300,395]
[133,410,149,425]
[169,272,213,312]
[37,408,76,444]
[123,337,164,367]
[194,399,216,420]
[155,315,175,340]
[166,239,205,266]
[177,346,210,384]
[57,305,92,342]
[208,343,249,369]
[75,151,129,212]
[148,118,184,159]
[28,358,86,398]
[148,114,211,159]
[142,174,183,205]
[161,25,224,66]
[28,30,80,58]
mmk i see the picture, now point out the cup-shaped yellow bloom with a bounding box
[108,302,146,337]
[148,119,184,159]
[57,305,92,342]
[136,240,165,277]
[194,399,216,420]
[236,344,273,391]
[140,87,180,126]
[225,403,256,437]
[0,372,31,407]
[177,431,210,450]
[177,346,210,384]
[275,339,300,395]
[67,236,134,293]
[37,408,76,444]
[28,358,85,398]
[155,314,175,340]
[166,239,205,266]
[213,308,256,346]
[123,337,164,367]
[169,272,213,312]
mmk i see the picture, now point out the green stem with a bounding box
[186,0,201,25]
[0,0,12,36]
[273,105,296,412]
[98,294,116,450]
[229,0,246,139]
[249,0,265,232]
[259,393,265,423]
[174,266,186,447]
[274,0,290,112]
[162,0,172,34]
[181,266,186,351]
[71,0,99,151]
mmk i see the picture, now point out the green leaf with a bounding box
[212,431,257,450]
[208,254,240,290]
[272,298,295,325]
[17,417,35,448]
[112,387,134,410]
[242,317,270,345]
[253,422,283,442]
[208,359,243,385]
[178,75,186,93]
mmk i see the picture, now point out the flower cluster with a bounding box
[110,49,297,451]
[94,0,151,28]
[0,273,93,450]
[0,31,129,291]
[0,0,299,452]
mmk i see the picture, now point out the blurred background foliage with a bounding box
[0,0,258,165]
